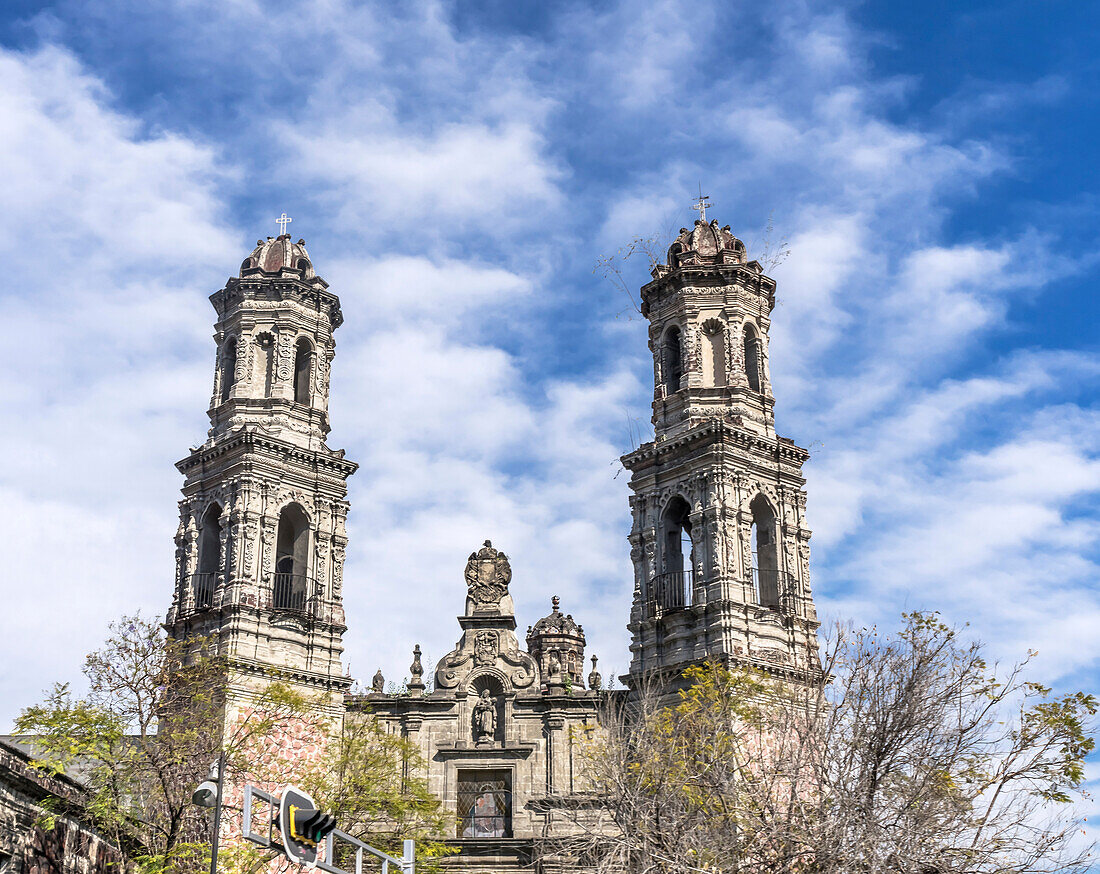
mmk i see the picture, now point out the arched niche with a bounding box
[701,318,727,387]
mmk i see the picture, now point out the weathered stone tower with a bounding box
[165,232,357,716]
[623,214,820,683]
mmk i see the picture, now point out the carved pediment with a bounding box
[435,631,538,692]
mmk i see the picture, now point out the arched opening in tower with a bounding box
[274,503,310,611]
[662,326,683,395]
[194,503,222,608]
[750,494,779,608]
[220,338,237,403]
[743,324,761,392]
[659,496,694,609]
[293,338,313,405]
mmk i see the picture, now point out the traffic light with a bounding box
[279,784,338,865]
[289,805,337,846]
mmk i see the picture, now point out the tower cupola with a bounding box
[655,220,751,274]
[526,596,587,689]
[239,234,324,285]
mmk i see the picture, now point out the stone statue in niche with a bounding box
[465,540,511,609]
[372,669,385,693]
[473,689,497,744]
[547,649,562,678]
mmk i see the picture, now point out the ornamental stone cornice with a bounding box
[640,264,776,317]
[212,277,343,329]
[621,419,809,471]
[176,429,358,478]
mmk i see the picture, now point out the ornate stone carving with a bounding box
[498,648,537,688]
[260,522,275,576]
[372,669,385,693]
[474,631,497,666]
[332,547,345,596]
[436,651,471,689]
[465,540,511,609]
[243,521,258,580]
[276,331,294,382]
[316,350,331,399]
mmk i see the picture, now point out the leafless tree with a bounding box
[544,613,1096,874]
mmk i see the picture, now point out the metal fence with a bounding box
[641,568,799,619]
[271,572,313,612]
[191,573,215,608]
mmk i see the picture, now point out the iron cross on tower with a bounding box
[276,213,293,235]
[693,187,711,223]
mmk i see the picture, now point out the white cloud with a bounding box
[0,44,237,725]
[282,120,565,235]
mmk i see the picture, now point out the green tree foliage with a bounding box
[16,614,450,873]
[562,613,1096,874]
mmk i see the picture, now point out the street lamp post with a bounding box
[192,750,226,874]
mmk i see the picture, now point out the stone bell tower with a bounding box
[165,229,357,716]
[623,207,820,683]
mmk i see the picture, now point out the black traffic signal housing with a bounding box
[280,785,336,864]
[289,804,337,847]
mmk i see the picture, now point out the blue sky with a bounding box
[1,0,1099,786]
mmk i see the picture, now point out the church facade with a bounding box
[163,211,822,870]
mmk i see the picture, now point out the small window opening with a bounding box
[296,258,311,273]
[750,495,779,607]
[662,326,683,394]
[293,338,312,405]
[220,339,237,403]
[744,325,762,392]
[240,259,251,273]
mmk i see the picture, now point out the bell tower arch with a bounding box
[623,212,820,684]
[166,230,357,717]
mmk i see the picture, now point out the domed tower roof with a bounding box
[239,234,325,285]
[665,219,749,270]
[526,596,587,689]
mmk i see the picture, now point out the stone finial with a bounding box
[588,655,602,691]
[372,669,384,693]
[408,644,426,696]
[551,595,560,612]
